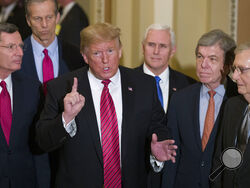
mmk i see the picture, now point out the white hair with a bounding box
[143,23,176,47]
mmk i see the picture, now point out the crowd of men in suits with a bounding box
[0,0,250,188]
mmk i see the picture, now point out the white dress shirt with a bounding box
[143,63,170,113]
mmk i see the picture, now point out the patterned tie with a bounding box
[42,49,54,94]
[0,81,12,145]
[100,80,121,188]
[202,90,216,151]
[155,76,164,108]
[237,106,250,153]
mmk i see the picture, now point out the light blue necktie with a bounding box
[155,76,164,108]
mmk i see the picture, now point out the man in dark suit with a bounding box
[211,42,250,188]
[135,23,196,188]
[57,0,89,48]
[135,23,196,114]
[0,23,49,188]
[0,0,31,39]
[161,29,238,188]
[36,22,178,188]
[19,0,85,86]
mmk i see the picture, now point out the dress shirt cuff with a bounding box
[150,154,165,173]
[62,116,77,137]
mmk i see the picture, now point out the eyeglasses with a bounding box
[231,65,250,74]
[0,43,25,52]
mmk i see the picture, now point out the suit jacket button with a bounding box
[201,161,205,167]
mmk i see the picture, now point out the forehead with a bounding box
[88,39,120,51]
[145,29,171,43]
[28,0,56,16]
[198,44,224,57]
[234,49,250,66]
[0,31,22,43]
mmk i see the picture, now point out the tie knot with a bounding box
[102,79,111,87]
[155,76,161,83]
[0,81,7,90]
[208,90,216,97]
[43,49,49,56]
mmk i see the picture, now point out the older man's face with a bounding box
[142,29,175,75]
[232,49,250,97]
[82,38,122,80]
[0,31,23,79]
[196,44,225,90]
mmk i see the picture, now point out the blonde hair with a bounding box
[80,22,121,53]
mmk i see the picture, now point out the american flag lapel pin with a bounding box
[173,88,177,91]
[128,87,133,91]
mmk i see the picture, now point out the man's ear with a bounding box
[82,53,89,64]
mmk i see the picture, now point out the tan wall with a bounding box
[77,0,232,80]
[237,0,250,44]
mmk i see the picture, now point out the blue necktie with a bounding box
[155,76,164,108]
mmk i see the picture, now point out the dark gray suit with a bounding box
[211,95,250,188]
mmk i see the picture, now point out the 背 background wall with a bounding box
[76,0,249,80]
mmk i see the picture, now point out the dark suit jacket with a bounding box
[19,36,85,82]
[135,65,196,188]
[36,66,171,188]
[1,3,32,40]
[211,95,250,188]
[58,3,89,48]
[161,78,238,188]
[134,65,196,105]
[0,71,50,188]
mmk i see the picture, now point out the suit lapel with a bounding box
[8,74,25,147]
[192,84,203,150]
[58,40,69,75]
[169,67,177,100]
[23,37,40,81]
[75,68,103,165]
[119,68,135,166]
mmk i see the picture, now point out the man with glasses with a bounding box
[162,29,238,188]
[0,23,49,188]
[211,42,250,188]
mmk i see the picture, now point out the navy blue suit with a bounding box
[20,36,85,82]
[162,78,238,188]
[0,72,50,188]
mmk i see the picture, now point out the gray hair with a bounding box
[234,42,250,55]
[25,0,58,17]
[0,23,19,41]
[143,23,176,47]
[195,29,236,66]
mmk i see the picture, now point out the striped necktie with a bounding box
[0,81,12,145]
[100,79,121,188]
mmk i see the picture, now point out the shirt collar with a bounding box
[88,68,120,89]
[31,35,58,57]
[143,63,169,82]
[0,74,12,91]
[201,83,225,98]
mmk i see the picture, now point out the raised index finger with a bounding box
[71,77,78,92]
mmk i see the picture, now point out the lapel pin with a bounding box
[128,87,133,91]
[173,88,177,91]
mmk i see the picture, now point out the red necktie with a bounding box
[100,80,121,188]
[202,90,216,151]
[42,49,54,94]
[0,81,12,145]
